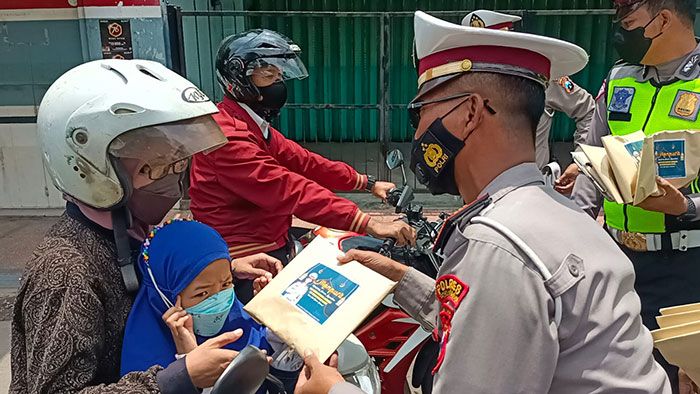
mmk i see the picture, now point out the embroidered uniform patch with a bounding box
[432,274,469,374]
[670,90,700,121]
[558,76,574,94]
[608,87,635,113]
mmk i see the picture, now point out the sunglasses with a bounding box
[407,92,497,130]
[141,158,189,180]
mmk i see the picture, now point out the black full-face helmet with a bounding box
[215,29,308,106]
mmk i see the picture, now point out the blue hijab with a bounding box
[120,220,271,375]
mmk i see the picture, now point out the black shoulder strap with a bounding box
[433,194,491,255]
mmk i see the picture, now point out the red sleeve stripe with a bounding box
[350,211,370,233]
[228,242,278,258]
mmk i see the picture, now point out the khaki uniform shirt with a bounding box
[393,163,670,393]
[535,77,595,169]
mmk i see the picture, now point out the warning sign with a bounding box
[100,19,133,60]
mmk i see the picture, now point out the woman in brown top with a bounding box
[10,59,282,393]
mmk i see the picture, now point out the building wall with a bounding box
[0,0,169,211]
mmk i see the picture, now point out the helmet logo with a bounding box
[181,87,210,103]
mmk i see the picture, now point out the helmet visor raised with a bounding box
[108,115,227,178]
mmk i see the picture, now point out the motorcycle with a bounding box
[294,149,446,394]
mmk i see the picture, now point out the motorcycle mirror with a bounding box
[210,345,270,394]
[386,149,408,186]
[385,149,404,170]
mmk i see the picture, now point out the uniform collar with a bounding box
[639,41,700,83]
[237,102,270,139]
[480,162,545,200]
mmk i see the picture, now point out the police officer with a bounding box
[325,11,670,393]
[463,9,595,188]
[571,1,700,391]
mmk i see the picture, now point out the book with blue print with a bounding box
[244,236,396,362]
[282,263,359,324]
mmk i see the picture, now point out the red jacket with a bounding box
[189,98,370,257]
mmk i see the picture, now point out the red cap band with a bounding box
[487,22,514,30]
[418,45,551,79]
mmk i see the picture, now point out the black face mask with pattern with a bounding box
[410,118,466,196]
[409,98,475,196]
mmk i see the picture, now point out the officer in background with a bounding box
[333,11,669,393]
[463,10,595,194]
[571,1,700,390]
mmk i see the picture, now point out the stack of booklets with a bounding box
[244,236,396,362]
[652,303,700,384]
[573,130,700,204]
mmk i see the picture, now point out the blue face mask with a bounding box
[185,287,236,337]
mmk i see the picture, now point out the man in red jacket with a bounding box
[190,29,415,301]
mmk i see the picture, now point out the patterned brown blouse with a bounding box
[10,210,163,393]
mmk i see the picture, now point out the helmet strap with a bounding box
[112,206,140,293]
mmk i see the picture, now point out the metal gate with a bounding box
[167,4,622,183]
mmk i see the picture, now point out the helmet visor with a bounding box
[108,115,227,177]
[248,55,309,81]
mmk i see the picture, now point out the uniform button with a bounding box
[569,263,580,277]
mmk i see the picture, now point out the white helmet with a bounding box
[38,59,227,209]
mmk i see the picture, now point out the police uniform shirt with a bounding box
[393,163,670,393]
[572,43,700,219]
[535,77,595,168]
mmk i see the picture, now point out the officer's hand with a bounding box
[679,369,699,394]
[294,351,344,394]
[365,217,416,246]
[554,163,580,195]
[338,249,408,282]
[185,329,242,388]
[232,253,283,281]
[637,177,688,216]
[372,181,396,200]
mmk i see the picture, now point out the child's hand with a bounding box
[162,296,197,355]
[253,276,271,295]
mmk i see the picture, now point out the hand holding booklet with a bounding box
[244,236,396,362]
[574,130,700,205]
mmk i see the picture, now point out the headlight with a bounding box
[342,358,381,394]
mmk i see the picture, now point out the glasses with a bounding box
[141,158,189,180]
[407,92,497,130]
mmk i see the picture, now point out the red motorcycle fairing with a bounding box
[355,308,424,393]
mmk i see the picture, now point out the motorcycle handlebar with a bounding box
[379,238,396,257]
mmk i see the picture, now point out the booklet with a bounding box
[244,236,396,362]
[652,303,700,386]
[574,130,700,205]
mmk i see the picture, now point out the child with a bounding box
[120,219,301,392]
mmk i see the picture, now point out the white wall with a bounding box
[0,123,65,211]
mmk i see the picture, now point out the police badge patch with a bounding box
[670,90,700,121]
[432,274,469,374]
[608,87,635,113]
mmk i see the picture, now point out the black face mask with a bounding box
[249,80,288,121]
[613,13,663,65]
[128,173,183,225]
[410,120,466,195]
